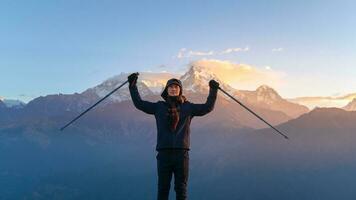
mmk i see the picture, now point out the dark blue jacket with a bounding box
[129,85,218,150]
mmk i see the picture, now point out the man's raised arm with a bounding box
[190,80,219,117]
[128,73,156,115]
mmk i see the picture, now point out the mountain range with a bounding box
[289,93,356,109]
[0,64,312,131]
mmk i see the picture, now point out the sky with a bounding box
[1,0,356,103]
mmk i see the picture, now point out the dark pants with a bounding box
[156,149,189,200]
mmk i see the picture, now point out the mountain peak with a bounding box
[180,65,227,93]
[180,65,217,93]
[255,84,282,103]
[343,98,356,111]
[256,84,274,91]
[181,65,218,81]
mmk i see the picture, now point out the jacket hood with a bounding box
[161,78,183,101]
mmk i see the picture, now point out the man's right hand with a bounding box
[209,79,219,90]
[128,72,139,87]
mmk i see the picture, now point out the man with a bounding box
[128,73,219,200]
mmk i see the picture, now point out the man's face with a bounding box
[167,84,180,96]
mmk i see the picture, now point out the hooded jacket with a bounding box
[129,80,218,150]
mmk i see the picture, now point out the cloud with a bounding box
[219,47,249,54]
[156,64,167,68]
[265,66,271,70]
[272,48,283,52]
[176,48,187,58]
[188,50,214,57]
[190,59,286,91]
[176,47,249,58]
[177,48,214,58]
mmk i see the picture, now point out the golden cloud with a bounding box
[190,59,287,90]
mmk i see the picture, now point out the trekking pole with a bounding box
[218,86,289,140]
[60,73,138,131]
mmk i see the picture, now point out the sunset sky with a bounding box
[1,0,356,102]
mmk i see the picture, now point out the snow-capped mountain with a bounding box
[82,72,180,103]
[18,64,307,119]
[238,85,309,118]
[2,99,26,108]
[180,65,235,95]
[289,93,356,109]
[343,98,356,111]
[255,85,282,104]
[22,71,178,114]
[178,64,308,118]
[237,85,283,104]
[180,66,221,93]
[82,73,152,103]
